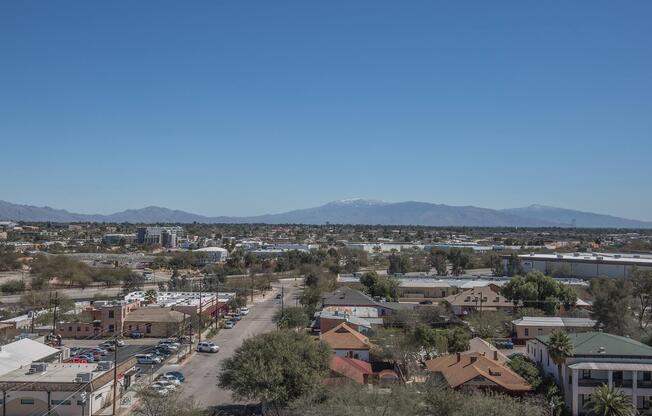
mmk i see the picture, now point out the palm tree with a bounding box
[548,330,574,387]
[585,384,636,416]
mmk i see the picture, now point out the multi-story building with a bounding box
[57,300,140,338]
[101,233,136,246]
[512,317,596,342]
[135,226,183,248]
[443,284,514,315]
[527,332,652,415]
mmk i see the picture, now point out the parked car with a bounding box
[238,307,250,315]
[158,342,179,351]
[164,371,185,382]
[275,293,282,299]
[99,342,116,351]
[150,385,169,396]
[136,354,162,364]
[67,357,88,364]
[152,380,177,391]
[196,341,219,353]
[223,321,235,329]
[130,331,144,339]
[157,374,181,385]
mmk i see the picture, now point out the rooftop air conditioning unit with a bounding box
[75,372,93,383]
[573,253,580,257]
[29,363,47,374]
[556,254,563,259]
[614,254,621,259]
[97,361,113,371]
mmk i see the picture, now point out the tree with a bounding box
[585,384,636,416]
[429,249,448,276]
[274,307,310,329]
[218,330,331,412]
[507,354,542,390]
[413,324,448,358]
[590,277,632,336]
[506,253,524,277]
[466,311,508,339]
[631,267,652,330]
[486,253,504,277]
[445,327,470,353]
[359,271,398,301]
[121,271,145,293]
[133,387,207,416]
[388,253,410,275]
[447,249,471,276]
[547,330,574,387]
[501,271,577,315]
[144,289,158,304]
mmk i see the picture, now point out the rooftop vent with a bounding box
[28,363,47,374]
[573,253,580,257]
[97,361,113,371]
[598,346,606,354]
[75,372,93,383]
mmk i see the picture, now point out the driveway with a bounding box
[160,279,300,409]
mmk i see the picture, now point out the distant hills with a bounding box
[1,199,651,228]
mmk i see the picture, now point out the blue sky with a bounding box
[1,1,651,219]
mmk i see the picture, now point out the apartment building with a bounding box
[512,317,596,342]
[527,332,652,415]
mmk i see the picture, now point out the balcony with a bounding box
[579,378,609,387]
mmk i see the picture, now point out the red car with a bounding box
[68,358,88,364]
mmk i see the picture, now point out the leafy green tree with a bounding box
[445,327,470,353]
[585,384,636,416]
[548,330,574,387]
[590,277,632,336]
[501,271,577,315]
[506,253,524,276]
[144,289,158,304]
[359,271,398,301]
[486,253,504,276]
[133,387,207,416]
[274,307,310,329]
[0,280,26,294]
[413,324,448,358]
[218,330,331,412]
[507,354,542,390]
[121,270,145,293]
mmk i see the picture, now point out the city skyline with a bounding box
[2,1,651,219]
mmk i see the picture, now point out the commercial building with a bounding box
[527,332,652,415]
[0,359,136,416]
[511,317,597,342]
[136,226,183,248]
[57,300,140,339]
[101,233,136,245]
[505,252,652,279]
[193,246,229,263]
[123,307,186,338]
[0,338,63,378]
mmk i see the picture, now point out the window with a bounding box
[441,291,446,298]
[20,399,35,405]
[108,310,115,319]
[494,296,499,302]
[85,327,90,332]
[524,328,529,336]
[68,326,73,331]
[77,326,81,331]
[582,370,591,379]
[51,400,71,406]
[109,324,115,333]
[537,328,543,334]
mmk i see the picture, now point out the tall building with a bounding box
[135,226,183,248]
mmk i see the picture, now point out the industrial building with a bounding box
[505,252,652,279]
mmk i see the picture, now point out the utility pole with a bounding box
[214,278,219,329]
[112,336,118,415]
[198,280,203,343]
[51,292,59,337]
[281,286,284,315]
[250,271,254,303]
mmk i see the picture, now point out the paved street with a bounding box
[159,278,301,410]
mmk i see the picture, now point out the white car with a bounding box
[150,386,169,396]
[157,374,181,385]
[196,341,219,353]
[238,307,250,315]
[152,381,177,391]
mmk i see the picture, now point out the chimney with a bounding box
[456,353,461,362]
[493,350,498,361]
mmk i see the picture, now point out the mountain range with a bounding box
[1,199,651,228]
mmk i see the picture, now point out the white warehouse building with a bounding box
[504,252,652,279]
[193,246,229,263]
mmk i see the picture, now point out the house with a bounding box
[443,285,513,316]
[321,287,415,318]
[425,352,532,394]
[320,323,372,362]
[466,337,510,364]
[527,332,652,415]
[123,307,186,338]
[0,359,136,416]
[0,338,63,377]
[512,317,596,343]
[328,356,374,385]
[314,310,372,334]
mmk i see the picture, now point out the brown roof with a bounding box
[425,352,531,392]
[329,356,373,384]
[124,307,185,323]
[321,322,371,350]
[444,285,513,308]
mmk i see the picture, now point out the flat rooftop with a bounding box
[512,316,596,327]
[0,363,107,383]
[516,252,652,265]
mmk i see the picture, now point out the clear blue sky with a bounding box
[1,1,651,219]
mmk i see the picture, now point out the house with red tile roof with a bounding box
[328,356,374,384]
[425,352,532,395]
[321,322,372,361]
